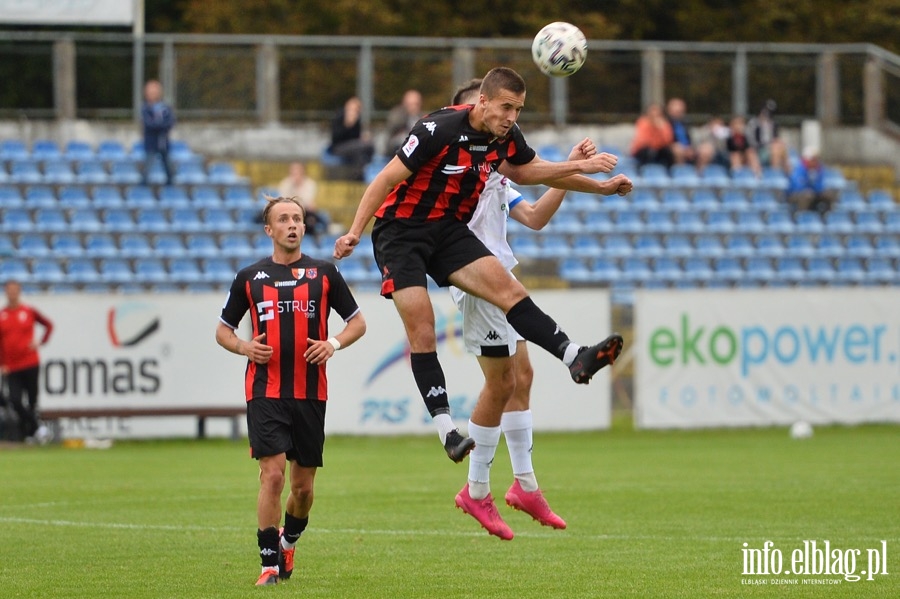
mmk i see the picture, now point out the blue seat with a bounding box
[92,185,125,208]
[712,257,743,284]
[663,234,693,258]
[794,210,824,234]
[0,185,24,207]
[874,236,900,258]
[58,186,92,208]
[166,257,202,284]
[97,140,128,162]
[17,233,52,257]
[816,234,844,258]
[85,234,118,258]
[0,235,14,257]
[615,209,644,234]
[136,208,170,232]
[854,211,883,234]
[755,235,785,258]
[694,234,724,257]
[700,164,730,188]
[570,234,603,259]
[545,211,583,234]
[835,257,866,284]
[538,234,569,258]
[119,236,154,258]
[765,210,794,234]
[43,160,76,184]
[749,189,780,211]
[670,164,701,188]
[731,166,759,189]
[159,186,191,208]
[761,167,790,191]
[170,140,198,163]
[583,211,614,234]
[683,257,714,284]
[135,258,170,284]
[721,189,749,212]
[25,185,58,209]
[673,210,704,233]
[32,260,66,284]
[102,208,136,232]
[66,258,101,283]
[509,235,540,259]
[638,163,671,187]
[653,189,687,212]
[868,189,895,211]
[201,258,236,284]
[588,258,621,284]
[724,234,755,258]
[186,234,220,258]
[207,162,247,185]
[70,208,103,232]
[170,207,204,233]
[223,185,256,208]
[806,257,836,284]
[31,139,61,162]
[652,256,682,284]
[99,259,134,284]
[34,208,68,232]
[603,234,632,258]
[559,257,592,283]
[175,162,208,185]
[824,210,854,234]
[689,188,719,213]
[0,258,31,282]
[1,207,33,232]
[822,167,847,191]
[775,257,806,284]
[706,211,735,234]
[10,160,43,184]
[865,257,896,284]
[76,160,109,184]
[620,257,653,284]
[838,189,867,212]
[220,234,254,259]
[745,256,776,284]
[201,210,236,232]
[632,189,660,212]
[109,161,143,185]
[644,210,674,233]
[126,185,158,208]
[192,186,222,208]
[153,234,188,258]
[633,234,664,257]
[64,140,94,162]
[886,212,900,234]
[50,233,84,258]
[337,257,382,287]
[0,140,29,161]
[845,234,874,258]
[785,234,815,258]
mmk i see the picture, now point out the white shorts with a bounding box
[449,278,523,358]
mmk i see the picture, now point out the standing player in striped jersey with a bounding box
[334,67,631,464]
[216,197,366,586]
[447,79,587,539]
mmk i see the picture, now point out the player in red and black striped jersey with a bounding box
[216,197,366,586]
[334,67,631,463]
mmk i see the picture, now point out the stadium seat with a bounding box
[159,186,191,208]
[201,209,236,232]
[721,189,749,212]
[588,258,621,284]
[570,234,603,259]
[32,260,66,284]
[845,234,874,258]
[744,257,776,284]
[192,185,222,208]
[643,210,672,234]
[730,166,759,189]
[43,160,76,184]
[70,208,103,233]
[638,163,671,187]
[175,162,208,185]
[822,167,847,191]
[102,208,136,232]
[50,233,84,258]
[201,258,236,284]
[712,257,743,285]
[706,211,735,234]
[806,257,836,284]
[10,160,43,184]
[64,140,94,162]
[620,257,653,284]
[168,257,204,284]
[760,167,789,190]
[34,208,69,232]
[662,234,692,258]
[220,233,254,259]
[633,234,664,258]
[97,140,128,162]
[615,209,644,234]
[694,234,725,258]
[0,185,24,207]
[17,233,52,258]
[632,188,660,212]
[652,256,682,284]
[1,207,33,233]
[602,234,632,258]
[125,185,158,208]
[661,188,692,211]
[764,210,794,234]
[135,258,170,284]
[815,234,844,258]
[0,139,29,162]
[865,257,896,285]
[85,234,118,258]
[774,257,806,285]
[724,234,755,258]
[170,207,204,233]
[886,212,900,234]
[92,185,125,208]
[794,210,824,234]
[207,162,247,185]
[670,164,701,188]
[539,234,570,258]
[25,185,59,209]
[700,164,730,188]
[509,235,540,259]
[110,161,143,185]
[223,185,256,208]
[136,208,170,232]
[153,234,188,258]
[76,160,109,184]
[749,189,780,211]
[0,258,31,282]
[785,234,815,258]
[583,211,614,234]
[31,139,60,162]
[99,258,134,284]
[854,211,883,234]
[835,257,866,284]
[185,234,219,258]
[545,211,583,234]
[838,189,867,212]
[58,186,92,208]
[66,258,102,284]
[867,189,895,211]
[682,257,714,284]
[824,210,854,234]
[559,256,592,283]
[874,235,900,258]
[119,236,154,258]
[673,210,704,233]
[0,235,14,257]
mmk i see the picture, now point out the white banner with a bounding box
[0,0,134,25]
[634,289,900,429]
[28,289,612,438]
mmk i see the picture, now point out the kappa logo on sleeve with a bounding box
[402,135,420,157]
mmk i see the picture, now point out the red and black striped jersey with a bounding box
[219,255,360,402]
[376,105,536,223]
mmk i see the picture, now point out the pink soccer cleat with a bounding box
[505,480,567,529]
[455,484,514,540]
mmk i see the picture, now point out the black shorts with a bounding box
[246,397,326,467]
[372,218,493,297]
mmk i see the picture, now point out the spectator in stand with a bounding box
[629,103,675,170]
[277,162,330,238]
[385,89,423,155]
[786,146,838,213]
[141,79,176,186]
[726,115,762,175]
[0,280,52,443]
[692,115,732,172]
[746,99,789,174]
[327,96,375,181]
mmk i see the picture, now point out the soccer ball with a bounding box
[789,421,813,439]
[531,22,587,78]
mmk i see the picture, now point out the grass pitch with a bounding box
[1,422,897,598]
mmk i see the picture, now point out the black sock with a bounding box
[283,512,308,545]
[257,527,279,568]
[505,297,571,360]
[409,352,450,417]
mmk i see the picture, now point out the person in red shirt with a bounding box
[0,280,53,442]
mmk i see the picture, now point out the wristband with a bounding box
[327,337,341,351]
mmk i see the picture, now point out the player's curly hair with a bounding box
[261,195,306,226]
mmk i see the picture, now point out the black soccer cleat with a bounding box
[569,333,624,384]
[444,429,476,463]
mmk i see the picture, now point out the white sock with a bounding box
[281,536,295,550]
[433,413,456,445]
[562,342,580,366]
[467,420,501,500]
[502,410,539,492]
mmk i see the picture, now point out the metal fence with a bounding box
[1,31,898,132]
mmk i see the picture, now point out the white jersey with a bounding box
[466,172,525,271]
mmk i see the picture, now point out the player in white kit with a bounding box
[449,79,622,539]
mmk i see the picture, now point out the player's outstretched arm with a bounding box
[333,157,412,259]
[499,151,617,186]
[304,312,367,365]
